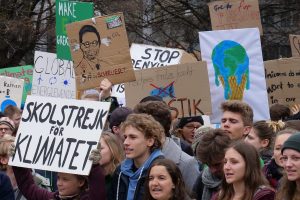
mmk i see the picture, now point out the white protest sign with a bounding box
[32,51,76,99]
[0,76,24,112]
[199,28,270,123]
[9,95,111,175]
[112,44,185,106]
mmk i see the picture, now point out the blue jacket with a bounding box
[0,172,15,200]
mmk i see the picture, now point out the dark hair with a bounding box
[196,129,231,165]
[79,25,101,45]
[217,141,269,200]
[134,101,171,137]
[252,120,275,149]
[270,104,291,121]
[144,159,189,200]
[121,113,164,152]
[221,100,253,126]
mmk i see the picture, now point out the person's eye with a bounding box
[291,156,300,161]
[230,119,238,123]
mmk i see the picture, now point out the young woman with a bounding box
[244,121,275,163]
[144,159,190,200]
[276,133,300,200]
[263,128,297,189]
[212,141,275,200]
[99,132,124,195]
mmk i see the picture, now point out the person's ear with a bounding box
[146,138,155,147]
[243,126,252,136]
[112,126,119,134]
[261,139,270,148]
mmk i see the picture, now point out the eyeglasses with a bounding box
[81,40,99,48]
[184,125,201,130]
[0,127,9,132]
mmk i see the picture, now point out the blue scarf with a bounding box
[121,149,163,200]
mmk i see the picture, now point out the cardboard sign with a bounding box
[208,0,263,35]
[112,44,197,106]
[32,51,76,99]
[199,28,270,123]
[265,57,300,106]
[0,65,33,108]
[66,13,135,90]
[9,95,111,175]
[56,0,94,60]
[289,34,300,57]
[0,76,24,112]
[125,62,212,118]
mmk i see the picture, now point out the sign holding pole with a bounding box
[9,95,111,175]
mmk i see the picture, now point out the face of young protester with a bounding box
[11,113,21,128]
[0,124,13,138]
[57,173,85,197]
[99,138,112,168]
[208,159,224,179]
[181,121,202,144]
[221,111,250,140]
[273,133,292,167]
[282,149,300,182]
[223,148,246,184]
[123,125,154,166]
[149,165,174,200]
[244,128,269,150]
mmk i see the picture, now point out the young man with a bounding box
[109,113,164,200]
[0,117,15,138]
[133,101,200,196]
[220,100,253,140]
[193,129,231,200]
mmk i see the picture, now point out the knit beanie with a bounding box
[177,116,204,128]
[281,132,300,153]
[0,117,15,131]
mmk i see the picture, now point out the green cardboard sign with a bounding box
[56,0,94,60]
[0,65,33,108]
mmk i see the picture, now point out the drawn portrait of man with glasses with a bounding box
[77,25,102,73]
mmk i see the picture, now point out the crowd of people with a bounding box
[0,78,300,200]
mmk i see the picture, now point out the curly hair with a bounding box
[221,100,253,126]
[196,129,231,165]
[143,159,189,200]
[121,113,164,152]
[134,101,171,137]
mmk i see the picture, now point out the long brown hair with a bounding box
[276,175,299,200]
[101,131,124,175]
[217,141,269,200]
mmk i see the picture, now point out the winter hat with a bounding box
[0,117,15,131]
[177,116,204,128]
[281,132,300,153]
[109,107,133,129]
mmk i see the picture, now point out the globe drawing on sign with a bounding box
[211,40,250,100]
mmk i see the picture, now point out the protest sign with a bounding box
[265,57,300,106]
[199,28,270,123]
[125,62,211,118]
[208,0,263,35]
[0,65,33,108]
[289,34,300,57]
[9,95,111,175]
[112,44,197,106]
[32,51,76,99]
[0,76,24,112]
[66,12,135,90]
[56,0,94,60]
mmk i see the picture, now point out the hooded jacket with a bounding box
[109,149,163,200]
